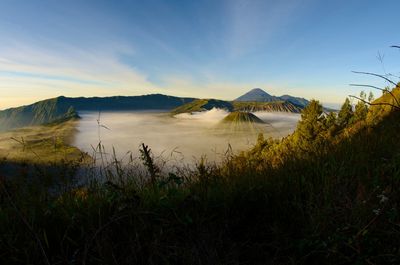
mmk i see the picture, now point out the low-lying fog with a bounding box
[73,109,300,165]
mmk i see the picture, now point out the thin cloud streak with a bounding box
[0,41,158,108]
[224,0,304,58]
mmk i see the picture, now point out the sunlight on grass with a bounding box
[0,119,83,163]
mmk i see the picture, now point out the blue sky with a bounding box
[0,0,399,109]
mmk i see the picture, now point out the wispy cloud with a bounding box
[225,0,304,58]
[0,40,158,108]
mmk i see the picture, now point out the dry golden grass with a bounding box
[0,119,83,163]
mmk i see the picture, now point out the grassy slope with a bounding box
[221,111,265,123]
[0,118,82,163]
[366,86,400,122]
[217,111,269,135]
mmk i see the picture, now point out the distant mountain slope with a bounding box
[172,99,304,115]
[232,101,303,113]
[279,95,309,107]
[234,88,279,102]
[171,99,234,115]
[0,97,79,132]
[235,88,310,107]
[0,94,196,131]
[55,94,196,111]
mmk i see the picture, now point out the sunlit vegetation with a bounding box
[0,118,83,163]
[1,86,400,264]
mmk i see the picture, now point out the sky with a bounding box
[0,0,399,109]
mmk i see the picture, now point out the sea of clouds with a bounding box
[73,109,300,165]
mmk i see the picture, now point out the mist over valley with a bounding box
[73,109,301,165]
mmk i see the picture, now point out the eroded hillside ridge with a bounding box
[171,99,303,115]
[0,94,196,131]
[0,97,79,131]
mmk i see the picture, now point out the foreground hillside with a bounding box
[1,86,400,264]
[0,118,88,182]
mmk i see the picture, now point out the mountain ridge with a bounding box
[234,88,310,107]
[0,97,80,132]
[0,94,196,131]
[171,99,303,115]
[0,90,310,131]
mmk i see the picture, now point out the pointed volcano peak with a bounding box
[248,88,271,96]
[234,88,278,102]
